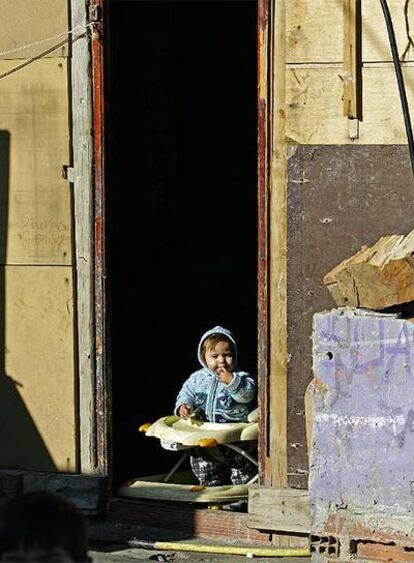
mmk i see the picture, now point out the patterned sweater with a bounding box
[174,326,256,423]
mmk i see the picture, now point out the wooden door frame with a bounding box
[257,0,270,485]
[72,0,109,477]
[81,0,289,489]
[90,0,109,477]
[257,0,288,488]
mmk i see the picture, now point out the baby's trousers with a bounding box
[190,442,256,486]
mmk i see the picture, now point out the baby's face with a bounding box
[204,340,234,374]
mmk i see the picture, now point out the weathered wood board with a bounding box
[287,0,414,63]
[286,66,414,145]
[0,472,22,501]
[248,486,310,534]
[0,266,76,471]
[324,231,414,310]
[286,145,414,489]
[0,471,105,513]
[22,472,105,513]
[71,0,95,475]
[0,59,72,265]
[0,0,68,59]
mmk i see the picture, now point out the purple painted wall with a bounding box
[311,308,414,528]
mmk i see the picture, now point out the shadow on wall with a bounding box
[0,130,56,471]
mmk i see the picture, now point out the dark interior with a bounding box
[106,0,257,486]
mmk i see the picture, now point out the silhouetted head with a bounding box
[0,491,89,562]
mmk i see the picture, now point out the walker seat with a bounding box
[118,409,259,504]
[146,409,259,446]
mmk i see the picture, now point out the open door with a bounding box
[104,0,258,499]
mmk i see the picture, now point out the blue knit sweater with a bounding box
[174,327,256,423]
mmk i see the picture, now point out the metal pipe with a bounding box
[222,442,259,466]
[162,453,189,483]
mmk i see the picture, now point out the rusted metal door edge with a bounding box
[90,0,111,477]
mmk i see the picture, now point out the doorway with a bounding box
[106,0,258,488]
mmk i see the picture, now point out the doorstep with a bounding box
[106,497,308,548]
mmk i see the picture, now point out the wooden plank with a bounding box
[257,0,270,484]
[269,0,288,488]
[0,473,22,500]
[0,59,71,265]
[286,65,414,145]
[22,473,105,514]
[0,471,105,514]
[286,145,414,489]
[248,486,310,534]
[286,0,414,63]
[324,230,414,309]
[71,0,96,475]
[0,266,76,471]
[0,0,68,59]
[343,0,362,119]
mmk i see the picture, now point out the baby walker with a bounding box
[118,409,259,505]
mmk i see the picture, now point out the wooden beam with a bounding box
[70,0,96,474]
[257,0,270,484]
[286,65,414,145]
[269,0,288,488]
[0,473,22,501]
[248,486,310,534]
[324,230,414,310]
[286,0,414,65]
[0,471,105,514]
[343,0,362,120]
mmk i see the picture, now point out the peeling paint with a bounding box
[311,308,414,543]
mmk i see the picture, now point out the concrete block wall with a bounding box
[310,308,414,560]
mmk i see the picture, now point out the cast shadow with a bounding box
[0,130,56,472]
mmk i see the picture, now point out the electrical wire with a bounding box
[379,0,414,178]
[0,23,93,82]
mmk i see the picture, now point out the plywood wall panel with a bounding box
[286,145,414,488]
[286,65,414,144]
[0,266,76,471]
[287,0,414,63]
[0,59,72,265]
[0,0,68,59]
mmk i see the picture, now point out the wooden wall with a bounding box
[0,0,77,471]
[276,0,414,488]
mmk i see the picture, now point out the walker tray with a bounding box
[118,411,258,503]
[118,471,249,503]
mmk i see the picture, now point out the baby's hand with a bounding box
[217,368,234,384]
[178,404,192,419]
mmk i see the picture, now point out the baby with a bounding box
[175,326,256,486]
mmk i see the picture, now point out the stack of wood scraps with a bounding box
[323,230,414,310]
